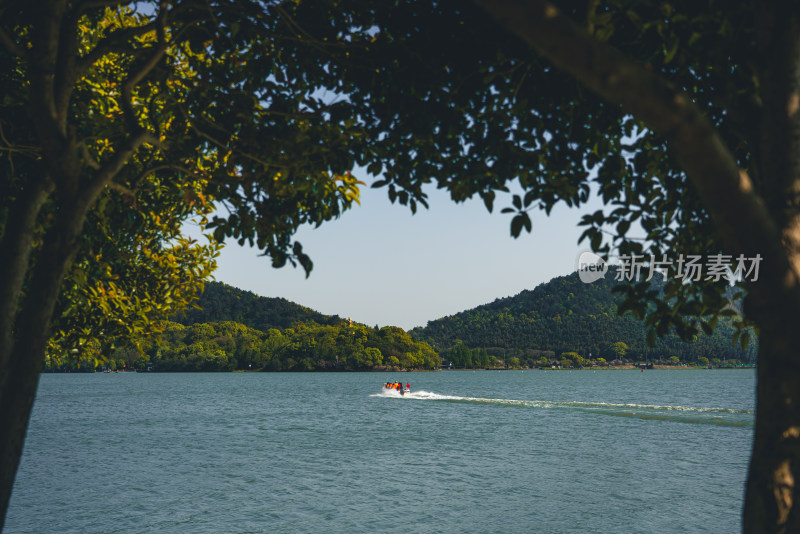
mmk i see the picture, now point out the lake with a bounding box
[5,370,754,533]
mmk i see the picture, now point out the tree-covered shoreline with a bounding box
[417,271,756,368]
[48,319,439,373]
[48,277,755,373]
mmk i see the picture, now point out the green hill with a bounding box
[172,281,343,330]
[90,282,438,373]
[412,270,756,366]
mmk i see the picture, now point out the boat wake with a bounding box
[371,390,754,427]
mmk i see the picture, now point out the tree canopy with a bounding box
[76,318,439,374]
[2,0,800,531]
[1,2,366,525]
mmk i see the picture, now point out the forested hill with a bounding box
[92,281,439,373]
[413,271,755,364]
[171,281,342,330]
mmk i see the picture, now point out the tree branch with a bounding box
[81,129,155,212]
[120,7,168,132]
[132,163,203,185]
[54,10,81,127]
[78,141,100,170]
[28,1,69,149]
[104,162,203,200]
[105,180,136,197]
[176,104,273,170]
[274,5,340,59]
[75,20,160,77]
[474,0,799,297]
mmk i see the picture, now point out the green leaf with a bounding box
[590,231,602,251]
[482,191,495,213]
[523,190,537,207]
[510,215,524,238]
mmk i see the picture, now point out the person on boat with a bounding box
[406,382,410,390]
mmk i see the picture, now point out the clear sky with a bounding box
[195,173,601,330]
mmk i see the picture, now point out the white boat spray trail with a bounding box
[372,389,754,427]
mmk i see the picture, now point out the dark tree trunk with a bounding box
[472,1,800,532]
[0,4,154,527]
[0,199,88,531]
[744,315,800,533]
[0,178,53,369]
[743,4,800,531]
[0,335,46,534]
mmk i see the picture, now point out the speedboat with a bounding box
[383,384,411,395]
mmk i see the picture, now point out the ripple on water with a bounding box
[6,371,753,534]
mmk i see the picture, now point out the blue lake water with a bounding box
[5,370,754,533]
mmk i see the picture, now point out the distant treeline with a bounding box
[48,273,757,372]
[413,271,757,366]
[440,341,748,370]
[48,320,439,372]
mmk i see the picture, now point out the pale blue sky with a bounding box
[193,171,602,330]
